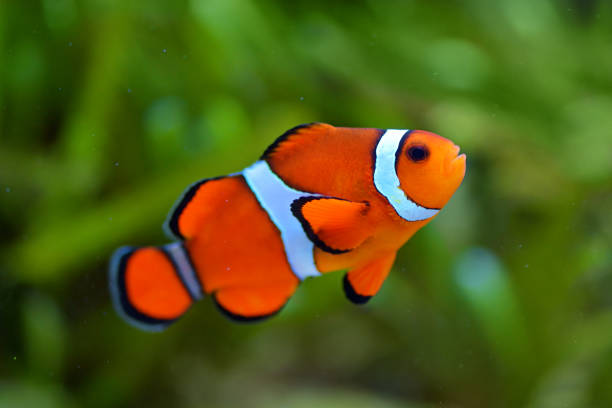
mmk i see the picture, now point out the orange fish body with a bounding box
[110,123,466,330]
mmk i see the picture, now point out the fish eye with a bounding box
[406,145,429,162]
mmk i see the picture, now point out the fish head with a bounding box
[395,130,466,210]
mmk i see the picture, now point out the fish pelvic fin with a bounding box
[344,252,396,304]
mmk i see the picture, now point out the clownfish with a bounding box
[109,123,466,330]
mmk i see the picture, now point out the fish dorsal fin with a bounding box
[291,197,373,254]
[261,123,334,160]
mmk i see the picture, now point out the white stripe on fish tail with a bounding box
[373,129,439,222]
[164,242,204,300]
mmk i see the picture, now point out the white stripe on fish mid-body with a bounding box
[242,160,322,281]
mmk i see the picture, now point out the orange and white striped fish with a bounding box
[109,123,466,330]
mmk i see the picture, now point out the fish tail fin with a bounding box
[109,242,203,331]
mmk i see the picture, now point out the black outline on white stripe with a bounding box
[394,130,413,170]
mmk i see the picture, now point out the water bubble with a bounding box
[127,88,132,93]
[162,48,167,53]
[299,96,304,101]
[114,162,119,167]
[5,187,11,193]
[454,247,504,294]
[68,41,73,47]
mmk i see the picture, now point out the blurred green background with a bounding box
[1,0,611,407]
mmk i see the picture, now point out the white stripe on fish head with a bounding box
[373,129,439,222]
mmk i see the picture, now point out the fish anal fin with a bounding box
[165,176,243,240]
[292,197,373,254]
[213,282,297,322]
[261,123,334,160]
[344,252,396,304]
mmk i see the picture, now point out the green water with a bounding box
[1,1,611,407]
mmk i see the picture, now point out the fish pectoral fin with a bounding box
[291,196,374,254]
[343,252,396,304]
[213,282,297,322]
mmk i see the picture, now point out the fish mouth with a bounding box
[453,153,466,162]
[446,145,466,175]
[452,144,461,157]
[451,145,465,161]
